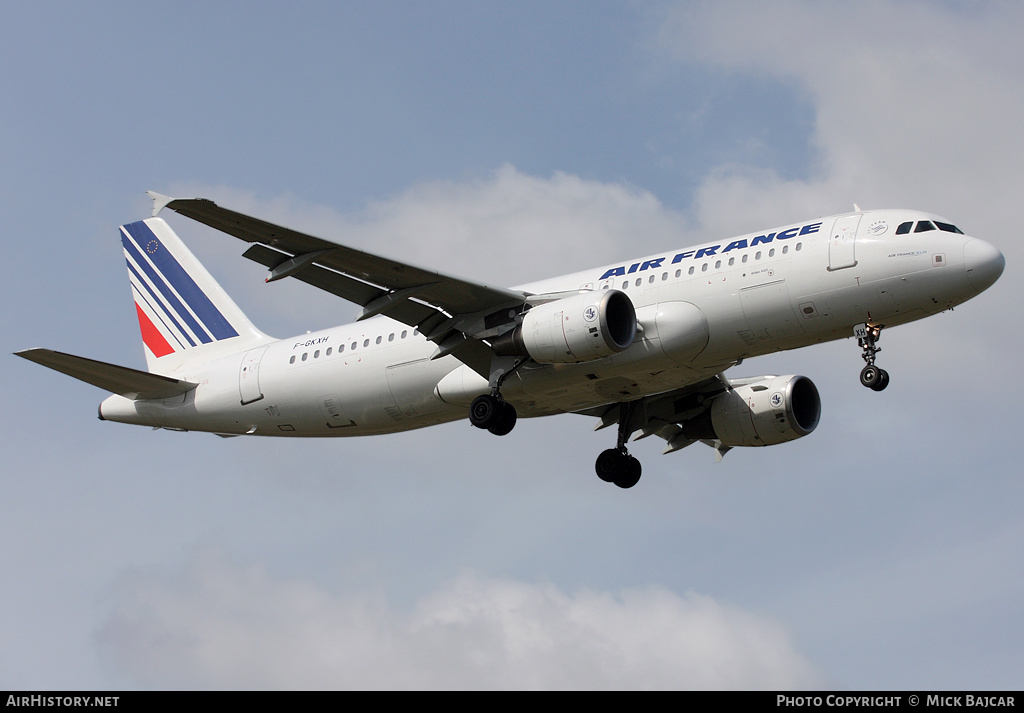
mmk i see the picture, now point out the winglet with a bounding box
[147,191,175,217]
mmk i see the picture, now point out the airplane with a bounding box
[16,192,1005,488]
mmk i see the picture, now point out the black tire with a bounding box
[469,394,502,429]
[595,448,627,482]
[860,365,882,389]
[487,402,518,436]
[613,456,642,489]
[870,369,890,392]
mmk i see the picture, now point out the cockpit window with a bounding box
[898,219,964,235]
[935,221,964,234]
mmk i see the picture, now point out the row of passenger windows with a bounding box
[288,329,418,364]
[608,242,802,289]
[895,220,964,235]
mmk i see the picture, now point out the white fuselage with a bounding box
[98,208,1001,436]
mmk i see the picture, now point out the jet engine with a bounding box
[491,289,636,364]
[682,375,820,447]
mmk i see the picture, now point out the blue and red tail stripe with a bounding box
[121,220,239,357]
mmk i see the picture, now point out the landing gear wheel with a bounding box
[470,394,517,435]
[487,402,518,436]
[469,394,502,430]
[871,369,890,392]
[614,457,642,489]
[596,448,626,482]
[595,448,642,488]
[860,365,882,389]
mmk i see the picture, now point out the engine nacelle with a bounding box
[492,290,636,364]
[683,375,821,447]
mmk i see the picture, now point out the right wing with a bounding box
[152,193,529,377]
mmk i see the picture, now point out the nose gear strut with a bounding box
[855,323,889,391]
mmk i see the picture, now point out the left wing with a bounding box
[151,193,528,376]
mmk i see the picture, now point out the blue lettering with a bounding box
[800,222,822,235]
[695,246,719,258]
[627,263,640,274]
[751,233,775,246]
[600,266,626,279]
[671,250,695,264]
[776,227,799,240]
[723,239,748,252]
[640,258,664,271]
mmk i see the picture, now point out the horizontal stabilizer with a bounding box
[15,348,197,400]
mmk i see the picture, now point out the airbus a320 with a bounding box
[17,192,1004,488]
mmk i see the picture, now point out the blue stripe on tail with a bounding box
[121,221,239,341]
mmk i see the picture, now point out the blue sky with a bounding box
[2,1,1021,689]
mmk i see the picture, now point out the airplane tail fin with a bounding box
[120,217,268,372]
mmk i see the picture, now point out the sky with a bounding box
[1,0,1021,690]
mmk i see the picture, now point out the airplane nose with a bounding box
[963,239,1005,293]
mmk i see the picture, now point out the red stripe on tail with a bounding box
[135,303,175,358]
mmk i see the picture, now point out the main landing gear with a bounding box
[469,393,518,436]
[855,323,889,392]
[469,357,524,436]
[594,402,642,489]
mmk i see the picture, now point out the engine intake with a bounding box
[683,375,821,447]
[492,290,636,364]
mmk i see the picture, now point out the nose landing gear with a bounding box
[855,323,889,391]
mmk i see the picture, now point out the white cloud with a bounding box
[97,553,821,690]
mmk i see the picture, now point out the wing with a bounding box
[15,348,198,400]
[152,193,528,377]
[581,375,735,460]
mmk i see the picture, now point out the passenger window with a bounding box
[742,254,748,263]
[635,278,642,287]
[896,222,913,235]
[782,245,789,254]
[701,263,708,272]
[755,251,762,260]
[388,333,395,342]
[363,339,369,347]
[728,257,735,266]
[769,248,775,257]
[915,221,936,233]
[301,353,308,361]
[714,260,721,269]
[289,355,296,364]
[326,347,332,356]
[796,243,802,251]
[661,272,667,281]
[314,350,320,358]
[401,330,408,339]
[351,342,357,350]
[375,336,382,345]
[675,269,681,278]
